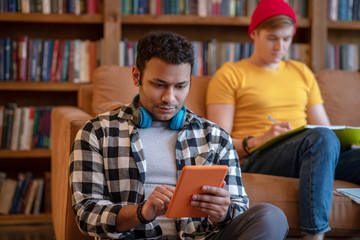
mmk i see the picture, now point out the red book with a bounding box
[156,0,161,15]
[12,40,18,81]
[87,0,99,14]
[17,36,28,82]
[50,40,60,82]
[55,40,66,82]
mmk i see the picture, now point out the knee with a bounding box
[307,128,340,156]
[311,128,339,146]
[252,203,289,229]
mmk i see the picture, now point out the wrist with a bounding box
[213,203,233,228]
[242,136,254,155]
[136,201,155,224]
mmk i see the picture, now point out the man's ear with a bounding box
[250,30,256,40]
[132,66,141,86]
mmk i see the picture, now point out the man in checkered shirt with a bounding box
[69,31,288,240]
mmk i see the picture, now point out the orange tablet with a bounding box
[165,165,228,218]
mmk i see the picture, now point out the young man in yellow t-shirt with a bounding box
[206,0,360,240]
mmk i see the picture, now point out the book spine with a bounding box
[4,38,11,81]
[17,36,28,82]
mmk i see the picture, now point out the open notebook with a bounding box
[250,125,360,153]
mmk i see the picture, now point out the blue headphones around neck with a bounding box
[132,95,186,130]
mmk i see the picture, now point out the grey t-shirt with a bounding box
[138,120,178,238]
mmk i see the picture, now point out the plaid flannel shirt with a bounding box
[69,104,249,240]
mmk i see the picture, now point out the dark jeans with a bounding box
[241,128,360,235]
[208,203,288,240]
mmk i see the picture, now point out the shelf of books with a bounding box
[326,0,360,71]
[0,0,104,227]
[121,15,310,28]
[0,171,52,222]
[119,0,310,75]
[0,12,103,24]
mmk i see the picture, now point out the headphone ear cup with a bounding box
[138,107,152,128]
[170,106,186,130]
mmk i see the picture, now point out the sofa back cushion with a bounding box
[315,70,360,126]
[92,65,136,116]
[92,65,211,118]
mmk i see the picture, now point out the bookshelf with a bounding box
[324,0,360,71]
[0,0,118,228]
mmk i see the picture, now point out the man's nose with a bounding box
[161,87,175,104]
[274,39,281,50]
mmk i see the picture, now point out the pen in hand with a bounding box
[267,116,277,124]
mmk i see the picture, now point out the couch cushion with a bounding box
[186,75,211,118]
[92,65,136,116]
[315,70,360,126]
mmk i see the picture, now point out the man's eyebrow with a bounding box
[152,79,190,84]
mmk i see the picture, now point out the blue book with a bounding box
[46,40,54,81]
[41,40,50,81]
[61,40,70,82]
[234,42,241,62]
[202,42,208,75]
[9,173,25,214]
[184,0,190,15]
[41,40,52,82]
[138,0,148,14]
[347,0,354,20]
[164,0,171,14]
[338,0,349,21]
[192,42,199,75]
[30,39,39,81]
[0,39,4,80]
[4,37,11,81]
[236,0,245,16]
[353,0,358,20]
[7,0,16,12]
[68,0,74,14]
[221,0,229,16]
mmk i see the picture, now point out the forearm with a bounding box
[233,137,261,159]
[116,205,141,232]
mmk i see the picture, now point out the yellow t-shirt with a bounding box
[206,59,323,139]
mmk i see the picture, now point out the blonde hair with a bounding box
[255,15,295,32]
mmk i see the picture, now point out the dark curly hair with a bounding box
[136,31,194,85]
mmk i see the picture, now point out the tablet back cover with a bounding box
[165,165,228,218]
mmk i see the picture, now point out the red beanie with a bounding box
[248,0,297,36]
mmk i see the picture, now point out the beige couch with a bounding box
[51,66,360,240]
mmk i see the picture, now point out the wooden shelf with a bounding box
[328,21,360,30]
[0,214,52,225]
[0,12,103,24]
[0,149,51,158]
[0,82,88,92]
[121,15,310,28]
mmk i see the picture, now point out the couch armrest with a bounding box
[51,106,93,240]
